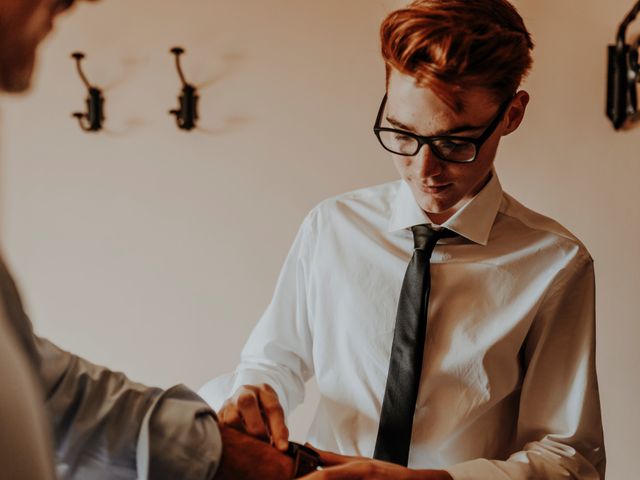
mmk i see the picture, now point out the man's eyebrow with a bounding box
[385,115,486,136]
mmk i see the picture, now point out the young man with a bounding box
[0,1,297,479]
[217,1,606,479]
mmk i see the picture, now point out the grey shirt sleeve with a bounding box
[0,257,222,479]
[138,385,222,480]
[36,337,222,480]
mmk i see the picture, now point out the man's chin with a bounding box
[414,193,454,214]
[0,49,36,94]
[0,69,34,94]
[415,196,460,223]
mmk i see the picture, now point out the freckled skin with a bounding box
[385,69,530,224]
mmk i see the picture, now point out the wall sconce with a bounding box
[169,47,199,131]
[71,52,105,132]
[607,0,640,130]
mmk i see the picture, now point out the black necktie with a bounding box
[373,224,455,466]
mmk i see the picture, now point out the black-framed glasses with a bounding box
[373,94,512,164]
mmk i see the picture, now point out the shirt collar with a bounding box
[387,171,503,246]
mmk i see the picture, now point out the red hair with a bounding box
[380,0,534,111]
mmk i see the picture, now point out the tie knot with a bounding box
[411,224,455,250]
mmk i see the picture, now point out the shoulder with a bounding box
[304,181,401,230]
[497,192,592,264]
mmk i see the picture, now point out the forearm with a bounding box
[413,470,454,480]
[232,211,317,416]
[37,337,224,480]
[37,336,160,475]
[444,444,603,480]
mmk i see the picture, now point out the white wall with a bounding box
[1,1,638,477]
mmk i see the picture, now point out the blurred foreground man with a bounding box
[214,1,607,479]
[0,1,297,478]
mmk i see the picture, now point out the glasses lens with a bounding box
[431,138,477,163]
[377,130,419,155]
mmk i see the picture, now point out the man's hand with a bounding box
[218,383,290,451]
[300,448,454,480]
[214,425,294,480]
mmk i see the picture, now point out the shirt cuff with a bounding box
[136,384,222,480]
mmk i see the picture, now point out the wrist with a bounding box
[285,442,322,478]
[215,426,295,480]
[413,469,454,480]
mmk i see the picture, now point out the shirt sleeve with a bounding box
[445,253,606,480]
[36,337,222,480]
[231,212,316,416]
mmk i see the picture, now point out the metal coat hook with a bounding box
[169,47,199,131]
[71,52,105,132]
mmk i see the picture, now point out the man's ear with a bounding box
[502,90,530,136]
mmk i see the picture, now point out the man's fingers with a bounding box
[218,404,243,429]
[318,450,355,466]
[219,384,287,445]
[257,384,289,451]
[235,389,269,439]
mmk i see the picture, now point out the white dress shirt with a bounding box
[211,172,605,479]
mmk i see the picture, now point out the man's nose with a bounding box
[415,144,443,178]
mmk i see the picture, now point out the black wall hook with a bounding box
[607,0,640,130]
[169,47,199,131]
[71,52,105,132]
